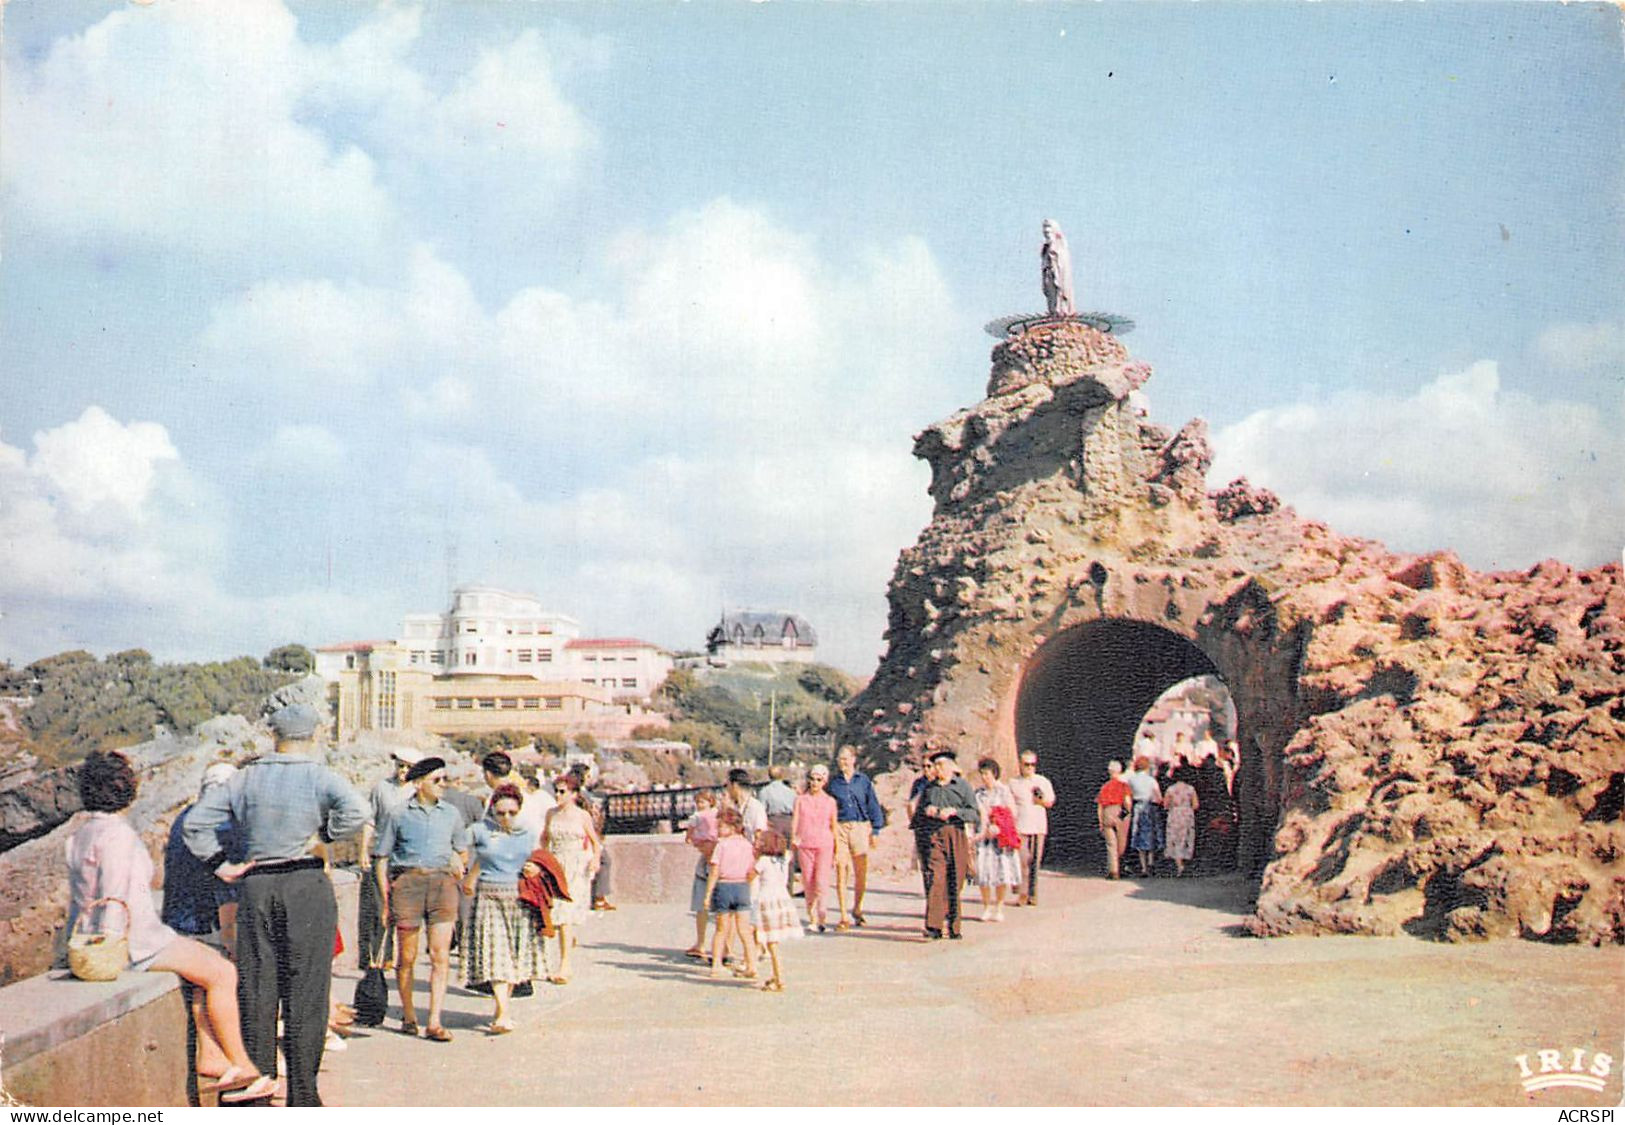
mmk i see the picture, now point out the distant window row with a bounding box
[430,696,565,711]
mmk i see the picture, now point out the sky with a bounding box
[1,1,1622,675]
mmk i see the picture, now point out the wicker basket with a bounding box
[68,897,130,981]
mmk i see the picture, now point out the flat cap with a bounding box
[268,703,321,740]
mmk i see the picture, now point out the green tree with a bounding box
[264,644,316,674]
[796,664,856,703]
[574,732,599,754]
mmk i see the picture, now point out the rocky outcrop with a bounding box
[0,716,273,984]
[0,677,437,983]
[844,320,1624,944]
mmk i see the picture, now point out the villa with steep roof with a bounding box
[705,609,819,664]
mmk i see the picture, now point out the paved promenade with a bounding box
[313,872,1623,1106]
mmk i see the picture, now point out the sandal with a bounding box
[683,946,706,960]
[547,975,570,985]
[220,1075,277,1104]
[852,911,866,927]
[755,979,784,992]
[398,1021,420,1037]
[424,1026,453,1043]
[486,1022,514,1036]
[730,967,758,980]
[209,1067,256,1092]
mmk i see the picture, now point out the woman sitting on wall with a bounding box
[67,752,275,1103]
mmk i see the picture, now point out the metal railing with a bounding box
[602,785,727,835]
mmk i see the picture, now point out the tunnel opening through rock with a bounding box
[1015,618,1244,872]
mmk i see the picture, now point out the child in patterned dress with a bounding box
[752,828,800,992]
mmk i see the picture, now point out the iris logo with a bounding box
[1514,1047,1613,1094]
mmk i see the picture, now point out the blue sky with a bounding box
[2,1,1621,674]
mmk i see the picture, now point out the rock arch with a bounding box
[1013,617,1224,868]
[845,320,1624,944]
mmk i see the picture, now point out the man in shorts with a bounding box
[375,757,469,1042]
[827,745,885,929]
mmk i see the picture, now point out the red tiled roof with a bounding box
[565,638,660,650]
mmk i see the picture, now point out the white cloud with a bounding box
[30,406,179,518]
[191,200,958,669]
[438,30,595,164]
[1211,361,1624,570]
[0,410,197,613]
[1537,320,1625,372]
[0,409,401,664]
[0,0,396,270]
[301,10,600,200]
[2,1,600,273]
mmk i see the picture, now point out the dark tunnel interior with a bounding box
[1015,618,1226,870]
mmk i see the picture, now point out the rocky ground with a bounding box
[0,678,459,984]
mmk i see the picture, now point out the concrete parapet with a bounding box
[601,835,694,904]
[0,867,361,1106]
[0,971,188,1106]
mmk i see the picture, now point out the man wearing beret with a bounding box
[912,749,980,940]
[375,756,469,1043]
[183,703,367,1106]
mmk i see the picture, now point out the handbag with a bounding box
[68,897,130,981]
[352,965,388,1026]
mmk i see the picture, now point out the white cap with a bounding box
[390,747,425,765]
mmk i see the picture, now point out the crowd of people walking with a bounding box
[63,705,618,1106]
[62,706,1237,1106]
[1096,731,1240,879]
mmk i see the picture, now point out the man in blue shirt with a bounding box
[827,745,886,930]
[375,756,470,1043]
[183,703,367,1106]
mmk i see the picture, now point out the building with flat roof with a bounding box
[317,585,673,740]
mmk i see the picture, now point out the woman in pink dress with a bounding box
[790,764,838,932]
[67,753,274,1103]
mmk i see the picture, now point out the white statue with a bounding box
[1040,219,1074,317]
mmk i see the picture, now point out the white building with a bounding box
[317,584,673,704]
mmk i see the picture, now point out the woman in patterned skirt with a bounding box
[462,784,545,1034]
[972,758,1022,921]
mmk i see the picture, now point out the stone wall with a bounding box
[843,319,1624,944]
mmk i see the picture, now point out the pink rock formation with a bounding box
[846,323,1624,944]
